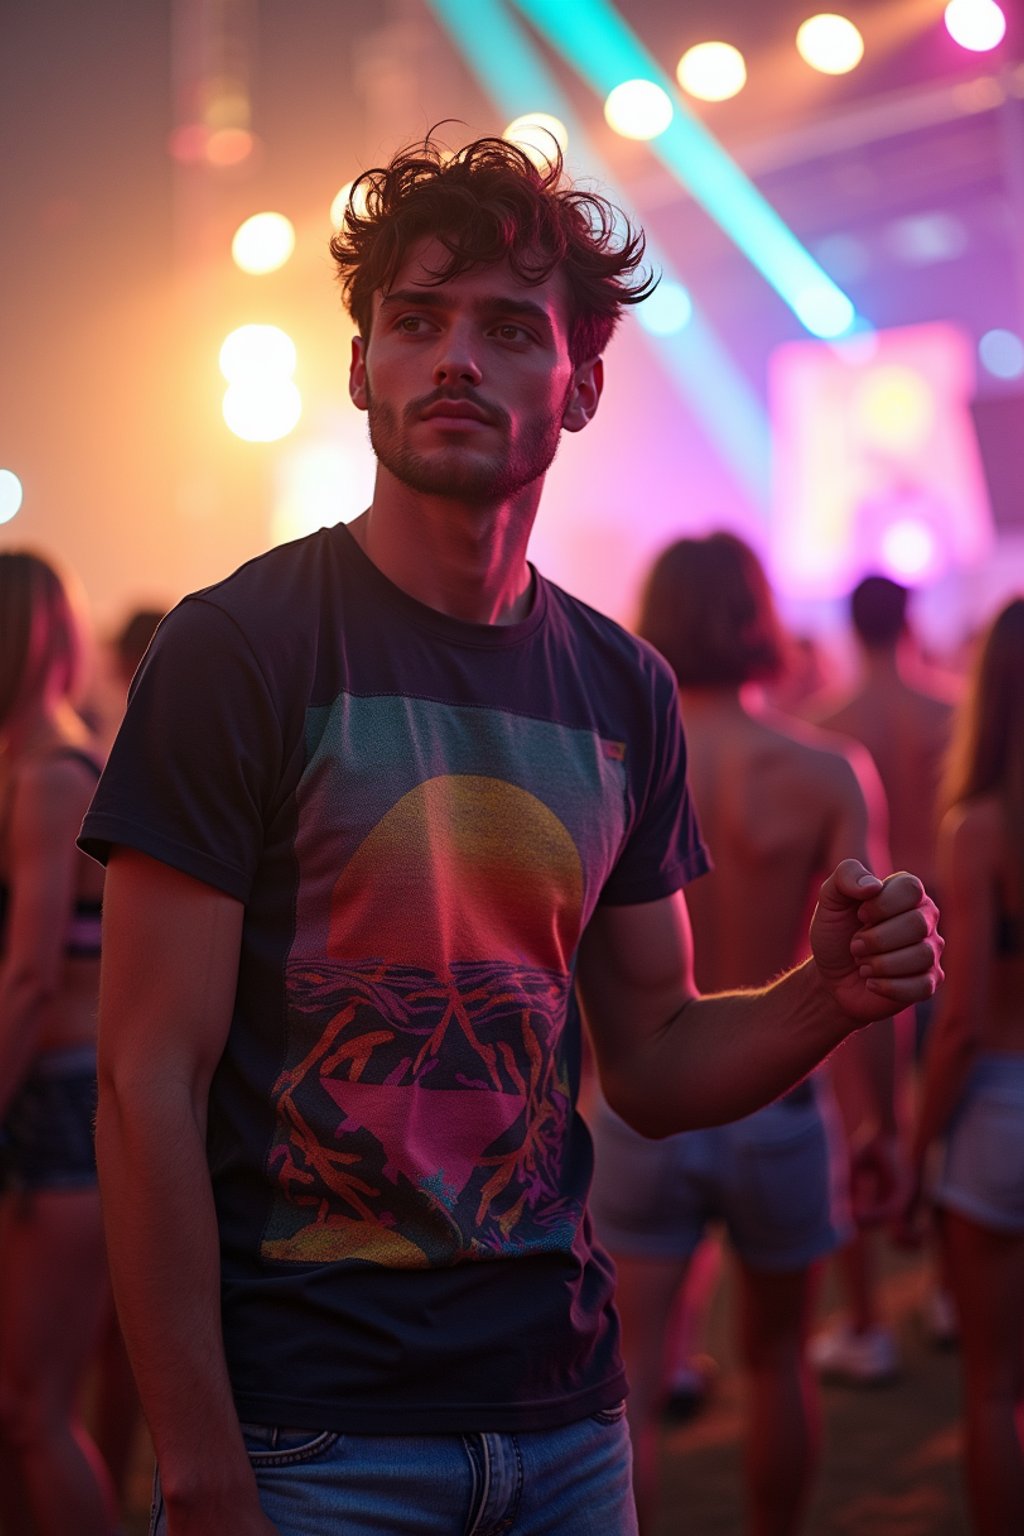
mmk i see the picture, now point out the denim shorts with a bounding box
[0,1043,98,1192]
[150,1404,637,1535]
[589,1084,851,1271]
[933,1052,1024,1234]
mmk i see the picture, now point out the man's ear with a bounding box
[562,356,604,434]
[349,335,368,412]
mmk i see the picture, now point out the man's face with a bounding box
[349,237,602,505]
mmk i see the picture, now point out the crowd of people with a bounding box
[0,131,1017,1536]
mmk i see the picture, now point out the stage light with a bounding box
[330,179,371,230]
[881,517,940,581]
[944,0,1006,52]
[220,325,301,443]
[793,285,857,340]
[770,324,993,598]
[204,128,255,167]
[603,79,673,139]
[0,468,24,525]
[232,212,296,275]
[636,280,693,336]
[979,328,1024,379]
[502,112,569,167]
[885,212,967,266]
[676,42,747,103]
[855,365,935,451]
[219,324,297,382]
[511,0,859,339]
[796,14,865,75]
[222,378,302,443]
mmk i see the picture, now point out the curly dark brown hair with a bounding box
[329,130,655,365]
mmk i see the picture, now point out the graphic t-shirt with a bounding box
[80,523,708,1432]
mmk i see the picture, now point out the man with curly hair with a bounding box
[81,135,941,1535]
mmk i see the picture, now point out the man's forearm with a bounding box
[96,1075,262,1523]
[604,956,853,1138]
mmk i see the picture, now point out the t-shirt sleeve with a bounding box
[598,658,710,906]
[78,597,285,903]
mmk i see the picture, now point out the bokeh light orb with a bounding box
[979,327,1024,379]
[167,122,208,164]
[637,280,693,336]
[796,14,865,75]
[502,113,569,169]
[219,324,297,383]
[0,468,24,525]
[330,178,371,230]
[676,42,748,103]
[232,212,296,275]
[944,0,1006,52]
[204,128,255,167]
[222,378,302,443]
[881,519,939,581]
[603,80,674,140]
[886,212,967,266]
[855,366,935,450]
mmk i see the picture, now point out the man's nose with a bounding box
[433,326,482,387]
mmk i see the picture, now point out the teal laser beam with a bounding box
[423,0,772,502]
[510,0,859,339]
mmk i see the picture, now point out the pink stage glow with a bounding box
[768,322,994,599]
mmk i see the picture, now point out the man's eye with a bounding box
[397,315,428,332]
[495,324,528,342]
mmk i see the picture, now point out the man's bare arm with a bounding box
[96,848,278,1535]
[578,861,941,1139]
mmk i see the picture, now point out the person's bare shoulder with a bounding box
[807,685,868,735]
[763,706,866,766]
[757,710,872,805]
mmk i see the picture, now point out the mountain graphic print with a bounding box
[260,693,629,1269]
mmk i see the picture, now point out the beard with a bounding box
[365,380,566,504]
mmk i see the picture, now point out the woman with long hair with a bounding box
[908,596,1024,1534]
[0,551,116,1534]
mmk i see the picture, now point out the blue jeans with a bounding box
[150,1404,637,1534]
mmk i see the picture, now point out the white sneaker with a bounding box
[809,1323,899,1384]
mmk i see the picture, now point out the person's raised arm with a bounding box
[578,860,941,1139]
[96,848,278,1536]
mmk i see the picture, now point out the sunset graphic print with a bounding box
[261,692,628,1270]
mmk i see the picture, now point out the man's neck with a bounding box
[347,471,540,626]
[860,646,902,685]
[677,687,751,725]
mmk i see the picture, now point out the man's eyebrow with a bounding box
[378,288,451,311]
[379,288,555,330]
